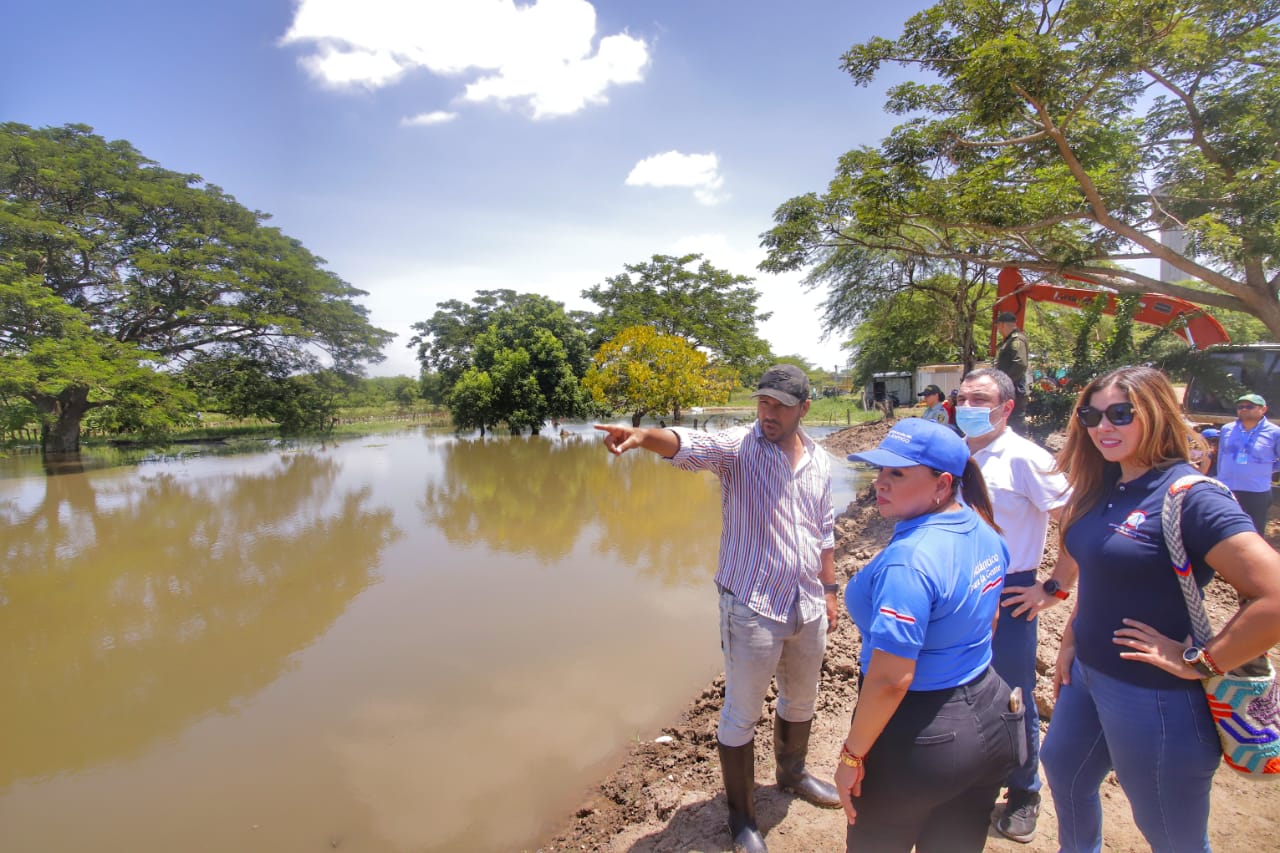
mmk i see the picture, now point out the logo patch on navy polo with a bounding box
[1109,509,1152,542]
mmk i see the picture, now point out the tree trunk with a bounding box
[1242,289,1280,344]
[631,411,645,427]
[32,386,92,456]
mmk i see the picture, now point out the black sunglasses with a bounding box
[1076,402,1136,428]
[1237,402,1258,410]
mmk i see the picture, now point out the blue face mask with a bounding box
[956,405,997,438]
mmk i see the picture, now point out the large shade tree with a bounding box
[763,1,1280,338]
[0,123,392,454]
[583,254,773,376]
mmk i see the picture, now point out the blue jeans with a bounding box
[1041,659,1220,853]
[717,587,827,746]
[991,569,1041,793]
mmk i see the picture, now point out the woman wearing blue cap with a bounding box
[837,419,1023,851]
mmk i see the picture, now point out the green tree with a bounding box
[847,289,960,386]
[447,369,498,435]
[415,292,591,434]
[409,291,592,392]
[583,326,735,426]
[408,289,517,392]
[0,123,392,454]
[583,254,773,376]
[767,1,1280,341]
[419,370,448,406]
[183,354,350,434]
[760,224,995,371]
[0,389,36,441]
[333,375,421,410]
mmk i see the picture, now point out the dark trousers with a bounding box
[1008,393,1028,434]
[846,667,1025,853]
[1232,488,1271,536]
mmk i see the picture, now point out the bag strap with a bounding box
[1161,474,1237,647]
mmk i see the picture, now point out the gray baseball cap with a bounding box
[751,364,810,406]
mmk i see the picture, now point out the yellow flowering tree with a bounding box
[584,326,735,426]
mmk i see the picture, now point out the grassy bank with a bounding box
[722,391,886,428]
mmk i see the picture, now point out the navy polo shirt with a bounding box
[1063,462,1256,690]
[846,506,1009,691]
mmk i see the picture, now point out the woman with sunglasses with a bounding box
[1041,366,1280,853]
[839,419,1024,851]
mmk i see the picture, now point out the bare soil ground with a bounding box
[536,419,1280,852]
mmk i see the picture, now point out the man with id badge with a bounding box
[1216,392,1280,534]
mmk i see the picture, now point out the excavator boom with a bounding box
[992,268,1230,353]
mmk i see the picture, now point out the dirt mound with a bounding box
[535,419,1280,852]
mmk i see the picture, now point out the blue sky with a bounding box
[6,0,933,377]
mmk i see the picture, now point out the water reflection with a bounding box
[423,433,723,583]
[422,434,603,560]
[0,451,399,789]
[0,428,861,853]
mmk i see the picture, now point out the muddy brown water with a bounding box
[0,424,869,852]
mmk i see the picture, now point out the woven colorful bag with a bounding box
[1163,474,1280,780]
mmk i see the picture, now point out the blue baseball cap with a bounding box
[1201,428,1220,439]
[848,418,970,476]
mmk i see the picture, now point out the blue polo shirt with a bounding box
[1063,462,1256,690]
[1216,418,1280,493]
[845,507,1009,691]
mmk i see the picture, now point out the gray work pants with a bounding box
[716,587,828,746]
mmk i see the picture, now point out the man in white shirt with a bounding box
[955,368,1077,844]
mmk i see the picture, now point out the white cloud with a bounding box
[280,0,649,119]
[625,151,726,205]
[401,111,458,127]
[297,44,407,89]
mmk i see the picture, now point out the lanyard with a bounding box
[1231,420,1267,461]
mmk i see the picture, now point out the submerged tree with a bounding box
[411,292,591,434]
[583,326,735,426]
[0,123,391,454]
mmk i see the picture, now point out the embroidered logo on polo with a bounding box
[968,553,1004,595]
[1109,509,1152,542]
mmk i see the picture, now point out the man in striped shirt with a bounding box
[596,364,840,853]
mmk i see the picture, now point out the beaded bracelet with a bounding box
[1202,647,1225,677]
[839,743,864,768]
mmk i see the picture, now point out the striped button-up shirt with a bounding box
[669,422,835,623]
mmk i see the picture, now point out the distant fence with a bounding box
[331,411,449,427]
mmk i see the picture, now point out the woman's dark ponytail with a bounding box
[959,458,1001,534]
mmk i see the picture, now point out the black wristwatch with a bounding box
[1183,646,1217,679]
[823,583,840,596]
[1043,578,1069,600]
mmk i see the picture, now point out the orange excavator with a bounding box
[991,267,1231,354]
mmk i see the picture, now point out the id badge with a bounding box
[1236,450,1249,465]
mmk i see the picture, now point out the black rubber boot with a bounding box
[717,739,768,853]
[773,716,841,809]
